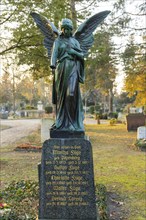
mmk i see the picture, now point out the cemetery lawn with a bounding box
[86,124,145,220]
[1,123,145,219]
[0,124,11,130]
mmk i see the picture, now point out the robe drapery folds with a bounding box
[50,35,85,131]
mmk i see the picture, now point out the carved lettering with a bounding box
[44,145,92,208]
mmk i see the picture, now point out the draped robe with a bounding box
[50,35,85,131]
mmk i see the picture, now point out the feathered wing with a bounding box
[73,10,111,56]
[30,12,59,58]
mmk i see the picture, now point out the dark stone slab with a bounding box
[39,138,99,220]
[126,113,146,131]
[50,129,85,138]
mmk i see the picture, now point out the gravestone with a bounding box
[126,113,146,131]
[38,137,98,220]
[37,101,43,111]
[41,118,51,143]
[137,126,146,139]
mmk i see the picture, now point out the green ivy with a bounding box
[1,181,108,220]
[0,180,39,220]
[96,184,108,220]
[135,139,146,151]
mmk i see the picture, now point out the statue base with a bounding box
[50,129,85,138]
[38,137,99,220]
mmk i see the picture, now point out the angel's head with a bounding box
[60,18,73,38]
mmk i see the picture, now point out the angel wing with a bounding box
[30,12,59,58]
[73,10,110,56]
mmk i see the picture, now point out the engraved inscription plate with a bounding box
[39,138,98,220]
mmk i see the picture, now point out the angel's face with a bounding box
[62,26,72,38]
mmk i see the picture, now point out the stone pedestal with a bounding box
[38,137,98,220]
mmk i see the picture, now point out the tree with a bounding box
[0,71,13,109]
[84,30,118,112]
[1,0,144,112]
[122,35,145,107]
[114,92,136,112]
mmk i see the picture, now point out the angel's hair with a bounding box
[60,18,73,30]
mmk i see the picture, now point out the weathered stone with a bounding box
[39,138,98,220]
[126,113,146,131]
[137,126,146,139]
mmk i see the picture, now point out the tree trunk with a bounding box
[109,88,113,113]
[70,0,77,29]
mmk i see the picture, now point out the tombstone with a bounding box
[0,112,8,119]
[41,118,51,143]
[37,101,43,111]
[126,113,146,131]
[137,126,146,139]
[129,107,137,114]
[38,137,98,220]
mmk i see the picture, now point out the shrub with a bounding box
[109,118,117,126]
[99,113,108,119]
[89,105,95,114]
[45,106,53,114]
[135,139,146,151]
[25,105,37,110]
[108,112,118,119]
[89,105,101,115]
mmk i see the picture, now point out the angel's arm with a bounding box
[50,39,59,69]
[67,40,84,60]
[67,48,84,60]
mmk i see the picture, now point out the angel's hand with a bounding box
[66,48,76,55]
[52,69,55,75]
[50,65,56,75]
[67,48,84,60]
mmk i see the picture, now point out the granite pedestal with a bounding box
[38,136,98,220]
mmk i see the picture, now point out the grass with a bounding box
[0,125,11,131]
[0,129,41,189]
[86,124,146,220]
[1,123,145,219]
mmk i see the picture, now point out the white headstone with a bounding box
[129,107,136,113]
[41,118,55,143]
[137,126,146,139]
[37,101,43,110]
[41,118,50,143]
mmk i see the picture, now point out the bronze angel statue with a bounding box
[31,11,110,135]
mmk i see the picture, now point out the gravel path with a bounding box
[0,119,41,147]
[0,118,108,147]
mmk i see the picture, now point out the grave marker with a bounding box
[39,138,98,220]
[137,126,146,139]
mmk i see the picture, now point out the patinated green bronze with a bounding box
[30,11,110,133]
[50,19,85,132]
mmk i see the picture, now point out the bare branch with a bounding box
[76,0,96,12]
[125,11,146,16]
[0,9,16,25]
[0,43,43,55]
